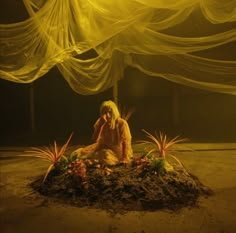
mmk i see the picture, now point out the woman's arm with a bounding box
[120,119,132,162]
[92,116,107,142]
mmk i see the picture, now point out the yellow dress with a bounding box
[74,117,133,165]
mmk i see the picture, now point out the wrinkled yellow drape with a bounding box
[0,0,236,95]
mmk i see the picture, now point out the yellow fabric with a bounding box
[0,0,236,95]
[73,117,133,163]
[95,117,133,160]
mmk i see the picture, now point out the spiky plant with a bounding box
[20,132,73,183]
[140,129,189,172]
[120,106,135,121]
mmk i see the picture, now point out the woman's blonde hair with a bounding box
[100,100,120,129]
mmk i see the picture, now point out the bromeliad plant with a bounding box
[139,129,189,173]
[21,132,73,183]
[120,106,135,121]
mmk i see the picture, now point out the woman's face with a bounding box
[102,108,113,122]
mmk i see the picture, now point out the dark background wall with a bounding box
[1,66,236,146]
[0,0,236,146]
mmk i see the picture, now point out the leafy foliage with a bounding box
[64,157,113,187]
[67,159,87,180]
[56,153,78,172]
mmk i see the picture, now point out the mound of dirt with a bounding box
[31,162,213,212]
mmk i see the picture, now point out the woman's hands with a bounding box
[101,114,107,123]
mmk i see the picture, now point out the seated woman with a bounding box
[73,100,133,165]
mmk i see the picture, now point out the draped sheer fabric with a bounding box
[0,0,236,95]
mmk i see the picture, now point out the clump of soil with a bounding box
[31,161,213,212]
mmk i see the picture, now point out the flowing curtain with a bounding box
[0,0,236,95]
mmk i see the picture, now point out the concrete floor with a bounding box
[1,143,236,233]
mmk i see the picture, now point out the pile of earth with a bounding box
[31,161,213,212]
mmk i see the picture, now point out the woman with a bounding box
[73,100,133,165]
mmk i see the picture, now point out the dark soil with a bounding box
[31,161,213,213]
